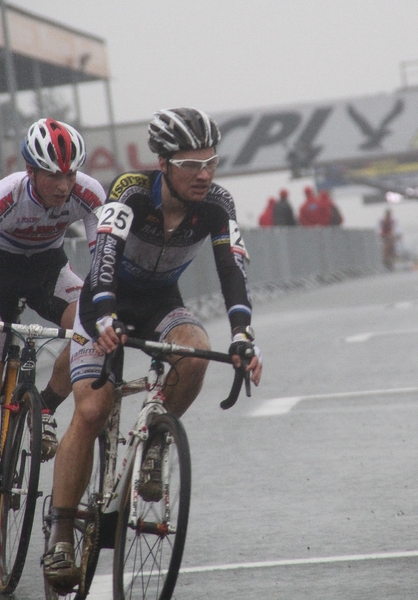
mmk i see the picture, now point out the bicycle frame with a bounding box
[0,320,73,450]
[101,357,169,528]
[1,323,69,450]
[0,334,20,454]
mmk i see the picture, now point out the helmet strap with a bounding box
[30,170,47,208]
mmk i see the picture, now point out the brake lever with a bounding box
[220,348,254,409]
[244,369,251,397]
[91,344,122,390]
[220,366,244,410]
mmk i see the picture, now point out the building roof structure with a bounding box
[0,3,109,91]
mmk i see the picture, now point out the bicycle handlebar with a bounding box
[91,337,250,409]
[0,321,73,340]
[125,338,232,363]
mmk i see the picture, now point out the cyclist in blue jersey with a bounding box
[43,108,262,594]
[0,118,105,462]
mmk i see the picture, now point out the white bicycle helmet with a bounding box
[22,118,86,173]
[148,108,221,156]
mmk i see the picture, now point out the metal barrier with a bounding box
[176,227,382,303]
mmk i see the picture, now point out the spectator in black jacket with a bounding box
[273,188,297,226]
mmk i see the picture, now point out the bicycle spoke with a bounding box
[123,529,172,597]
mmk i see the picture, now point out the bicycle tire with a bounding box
[0,346,20,454]
[113,412,191,600]
[43,430,106,600]
[0,386,42,594]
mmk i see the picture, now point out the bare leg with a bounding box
[46,344,72,400]
[163,324,210,417]
[45,302,77,400]
[49,379,114,549]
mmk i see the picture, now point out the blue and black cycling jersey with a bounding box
[87,169,252,333]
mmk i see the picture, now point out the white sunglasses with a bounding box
[168,155,219,174]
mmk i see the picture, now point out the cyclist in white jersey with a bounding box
[0,118,105,461]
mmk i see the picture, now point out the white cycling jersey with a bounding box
[0,171,105,255]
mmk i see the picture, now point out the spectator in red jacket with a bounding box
[258,197,277,227]
[316,190,333,225]
[318,190,343,226]
[299,187,341,226]
[299,187,321,226]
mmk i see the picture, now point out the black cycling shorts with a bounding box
[0,247,80,325]
[79,277,200,341]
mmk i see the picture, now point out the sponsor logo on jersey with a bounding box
[109,173,150,200]
[0,192,14,219]
[17,216,38,224]
[70,347,97,361]
[12,221,67,239]
[72,183,102,210]
[99,235,118,284]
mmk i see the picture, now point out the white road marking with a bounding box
[345,327,418,343]
[85,576,112,598]
[250,387,418,416]
[87,549,418,596]
[390,301,414,309]
[179,550,418,571]
[345,332,373,342]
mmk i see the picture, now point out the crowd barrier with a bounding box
[177,226,382,300]
[63,226,382,320]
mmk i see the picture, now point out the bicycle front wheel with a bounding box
[0,387,42,594]
[113,413,191,600]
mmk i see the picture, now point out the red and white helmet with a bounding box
[22,118,86,173]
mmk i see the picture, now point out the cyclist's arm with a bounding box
[209,201,262,385]
[214,246,262,385]
[211,213,252,332]
[89,201,133,342]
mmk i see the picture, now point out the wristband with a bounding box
[232,325,255,342]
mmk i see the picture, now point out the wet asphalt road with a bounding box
[8,268,418,599]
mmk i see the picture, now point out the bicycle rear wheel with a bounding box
[43,430,106,600]
[113,413,191,600]
[0,387,42,594]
